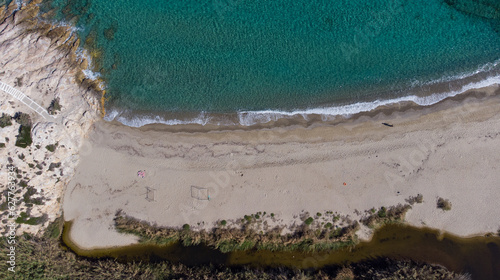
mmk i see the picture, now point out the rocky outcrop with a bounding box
[0,1,101,235]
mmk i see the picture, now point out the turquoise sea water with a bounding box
[34,0,500,125]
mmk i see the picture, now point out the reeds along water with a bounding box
[63,220,500,280]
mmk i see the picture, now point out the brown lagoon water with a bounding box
[62,222,500,279]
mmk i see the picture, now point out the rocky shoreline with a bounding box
[0,0,101,235]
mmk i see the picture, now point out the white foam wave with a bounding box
[238,74,500,126]
[409,59,500,88]
[104,110,213,127]
[75,48,105,89]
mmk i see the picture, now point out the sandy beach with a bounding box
[63,85,500,249]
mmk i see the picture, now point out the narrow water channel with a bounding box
[62,223,500,279]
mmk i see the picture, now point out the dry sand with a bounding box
[63,86,500,249]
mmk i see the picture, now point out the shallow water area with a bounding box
[35,0,500,126]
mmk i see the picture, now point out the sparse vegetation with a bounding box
[437,197,452,211]
[15,212,48,225]
[361,204,412,228]
[0,143,5,148]
[14,112,32,127]
[48,162,61,171]
[406,194,424,205]
[0,113,12,128]
[23,186,44,205]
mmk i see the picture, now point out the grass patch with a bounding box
[15,125,32,148]
[44,216,64,239]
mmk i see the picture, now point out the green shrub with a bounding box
[325,222,333,228]
[0,113,12,128]
[220,220,227,226]
[377,207,387,218]
[0,143,5,148]
[45,144,57,152]
[316,212,322,217]
[182,224,190,230]
[305,217,314,225]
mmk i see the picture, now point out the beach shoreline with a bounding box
[63,84,500,249]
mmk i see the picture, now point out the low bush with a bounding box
[406,194,424,205]
[437,197,452,211]
[0,113,12,128]
[47,98,62,115]
[45,144,57,152]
